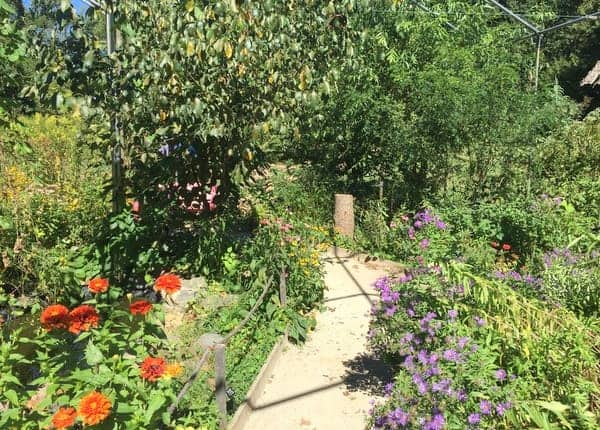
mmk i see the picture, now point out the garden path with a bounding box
[239,247,398,430]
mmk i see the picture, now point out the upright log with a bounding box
[334,194,354,238]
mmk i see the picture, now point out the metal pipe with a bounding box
[538,11,600,35]
[535,34,543,91]
[487,0,540,34]
[105,0,123,214]
[410,1,458,31]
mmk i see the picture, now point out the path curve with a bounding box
[239,248,393,430]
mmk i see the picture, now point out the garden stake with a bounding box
[214,343,227,430]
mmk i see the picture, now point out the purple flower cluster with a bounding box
[370,306,514,430]
[374,277,401,317]
[542,248,582,269]
[407,209,447,240]
[494,270,543,289]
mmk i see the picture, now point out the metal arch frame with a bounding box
[486,0,600,90]
[77,0,122,213]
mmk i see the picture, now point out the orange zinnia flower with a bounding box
[154,273,182,295]
[88,277,109,294]
[68,305,100,334]
[78,391,111,425]
[51,406,77,429]
[129,300,153,315]
[140,356,167,381]
[163,363,183,379]
[40,305,70,331]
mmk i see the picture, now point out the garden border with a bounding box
[227,335,288,430]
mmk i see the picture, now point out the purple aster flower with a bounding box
[474,316,486,327]
[384,305,397,317]
[493,270,506,279]
[456,390,467,402]
[428,353,439,365]
[496,401,512,416]
[467,413,481,424]
[423,413,445,430]
[419,238,430,249]
[457,336,470,349]
[495,369,507,381]
[448,309,458,321]
[388,407,410,426]
[509,271,522,282]
[479,400,493,415]
[414,220,424,229]
[384,382,394,396]
[432,378,451,393]
[443,349,460,362]
[417,350,429,364]
[408,227,416,240]
[435,219,446,230]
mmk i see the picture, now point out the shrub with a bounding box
[0,114,106,301]
[367,210,600,429]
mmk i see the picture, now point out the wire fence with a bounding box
[164,272,282,430]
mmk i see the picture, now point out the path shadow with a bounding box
[321,247,376,306]
[343,352,394,396]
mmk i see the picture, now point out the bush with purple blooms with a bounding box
[368,276,519,429]
[365,211,600,429]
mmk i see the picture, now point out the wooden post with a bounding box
[215,343,227,430]
[334,194,354,238]
[279,268,288,342]
[279,268,287,307]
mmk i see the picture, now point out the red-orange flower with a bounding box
[77,391,111,425]
[129,300,153,316]
[140,356,167,381]
[40,305,70,331]
[51,406,77,429]
[154,273,182,295]
[502,243,512,251]
[88,277,109,294]
[68,305,100,334]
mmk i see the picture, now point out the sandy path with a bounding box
[240,248,393,430]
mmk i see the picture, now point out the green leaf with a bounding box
[0,0,15,14]
[0,216,13,230]
[4,389,19,406]
[85,341,104,366]
[144,395,165,423]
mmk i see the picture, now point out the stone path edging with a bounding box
[228,337,289,430]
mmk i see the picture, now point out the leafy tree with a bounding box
[28,0,356,278]
[292,0,576,208]
[0,0,26,124]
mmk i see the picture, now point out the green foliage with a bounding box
[0,280,183,429]
[288,0,578,208]
[534,111,600,216]
[0,114,107,301]
[0,0,27,124]
[30,0,356,213]
[367,218,600,429]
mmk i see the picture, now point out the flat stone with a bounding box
[166,276,208,309]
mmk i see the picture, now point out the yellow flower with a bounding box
[163,363,184,379]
